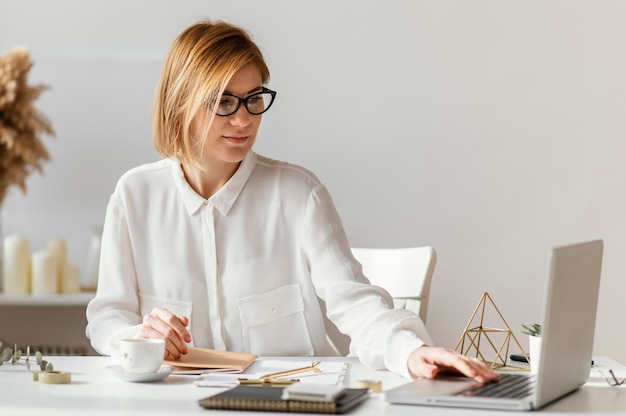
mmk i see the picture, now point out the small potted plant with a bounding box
[521,323,541,337]
[521,323,542,373]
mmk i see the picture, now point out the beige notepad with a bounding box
[163,348,257,374]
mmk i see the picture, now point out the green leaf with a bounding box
[1,347,13,362]
[36,351,43,365]
[44,361,53,371]
[521,323,542,336]
[11,349,21,364]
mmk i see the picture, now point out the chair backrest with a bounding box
[323,246,437,356]
[351,246,437,323]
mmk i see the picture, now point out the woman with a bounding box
[86,19,497,382]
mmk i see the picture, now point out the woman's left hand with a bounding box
[408,346,499,384]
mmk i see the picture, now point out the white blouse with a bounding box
[85,151,432,378]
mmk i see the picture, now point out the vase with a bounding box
[528,335,542,373]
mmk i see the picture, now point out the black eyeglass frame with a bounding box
[214,87,277,117]
[600,369,626,387]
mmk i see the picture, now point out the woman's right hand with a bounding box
[137,307,192,359]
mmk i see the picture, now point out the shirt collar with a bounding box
[172,151,257,216]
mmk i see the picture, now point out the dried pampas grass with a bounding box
[0,47,54,204]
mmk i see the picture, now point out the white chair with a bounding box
[351,246,437,324]
[324,246,437,356]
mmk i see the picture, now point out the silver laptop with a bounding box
[385,239,604,411]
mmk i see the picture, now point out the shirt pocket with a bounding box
[237,283,314,356]
[138,292,194,344]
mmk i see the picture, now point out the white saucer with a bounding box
[107,365,173,382]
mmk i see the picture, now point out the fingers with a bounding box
[138,307,191,359]
[408,346,499,383]
[448,355,498,383]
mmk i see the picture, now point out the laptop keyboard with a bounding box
[458,373,535,399]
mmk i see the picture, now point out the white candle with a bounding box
[31,250,58,295]
[47,238,67,292]
[2,234,30,294]
[61,263,80,293]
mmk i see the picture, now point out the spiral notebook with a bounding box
[199,385,369,414]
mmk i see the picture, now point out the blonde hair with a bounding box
[152,20,270,166]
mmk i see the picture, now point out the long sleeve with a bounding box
[301,184,433,378]
[85,193,143,355]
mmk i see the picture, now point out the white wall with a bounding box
[1,0,625,364]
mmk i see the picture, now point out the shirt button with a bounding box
[205,201,212,207]
[272,308,278,315]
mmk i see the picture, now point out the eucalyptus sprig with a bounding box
[0,341,54,371]
[521,323,542,337]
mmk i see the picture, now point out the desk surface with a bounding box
[1,355,625,415]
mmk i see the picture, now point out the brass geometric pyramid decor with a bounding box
[455,292,529,370]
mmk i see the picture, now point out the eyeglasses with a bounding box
[600,369,626,387]
[213,87,276,117]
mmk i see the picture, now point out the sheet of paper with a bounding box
[194,360,348,388]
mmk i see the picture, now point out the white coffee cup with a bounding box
[119,338,165,373]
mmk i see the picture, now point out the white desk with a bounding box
[1,356,624,415]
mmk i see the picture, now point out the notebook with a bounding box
[163,347,257,374]
[385,239,604,411]
[199,385,369,414]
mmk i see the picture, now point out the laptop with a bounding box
[385,239,604,411]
